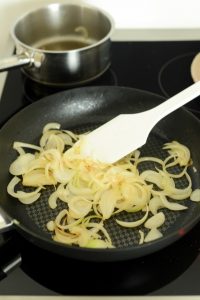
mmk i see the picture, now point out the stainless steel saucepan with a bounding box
[0,3,114,86]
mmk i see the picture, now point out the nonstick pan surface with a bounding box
[0,86,200,262]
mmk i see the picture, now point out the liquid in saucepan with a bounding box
[34,36,93,51]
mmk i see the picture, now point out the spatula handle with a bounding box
[153,81,200,122]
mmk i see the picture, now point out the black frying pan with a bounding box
[0,86,200,262]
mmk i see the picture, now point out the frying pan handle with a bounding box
[0,208,13,233]
[0,255,22,281]
[0,232,22,281]
[0,53,32,72]
[0,211,21,280]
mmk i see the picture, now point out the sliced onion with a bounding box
[44,134,65,153]
[13,142,41,152]
[43,122,61,133]
[122,183,150,211]
[55,209,82,230]
[53,227,78,245]
[140,170,163,188]
[115,206,149,228]
[8,122,197,249]
[53,168,74,184]
[46,220,55,231]
[40,130,60,148]
[160,194,188,210]
[144,228,163,242]
[27,157,47,172]
[139,230,144,245]
[85,222,112,244]
[85,239,110,248]
[56,183,69,202]
[163,141,190,166]
[190,189,200,202]
[9,153,35,175]
[18,193,41,204]
[136,156,164,167]
[57,132,73,146]
[149,196,164,215]
[99,189,120,219]
[7,176,41,200]
[144,212,165,229]
[63,130,79,141]
[165,185,192,200]
[67,181,93,197]
[69,225,91,247]
[68,196,92,219]
[41,149,61,169]
[163,156,187,178]
[120,183,138,207]
[22,169,56,187]
[48,191,58,209]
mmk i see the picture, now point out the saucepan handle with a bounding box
[0,53,32,72]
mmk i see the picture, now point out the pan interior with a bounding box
[1,86,200,252]
[14,4,112,49]
[20,124,200,248]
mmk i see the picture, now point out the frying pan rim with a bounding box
[1,85,200,257]
[1,85,168,132]
[3,84,200,127]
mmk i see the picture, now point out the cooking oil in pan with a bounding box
[34,36,93,51]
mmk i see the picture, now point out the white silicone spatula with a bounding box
[80,82,200,163]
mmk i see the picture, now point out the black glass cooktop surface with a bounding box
[1,41,200,295]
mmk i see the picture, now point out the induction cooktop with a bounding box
[0,41,200,296]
